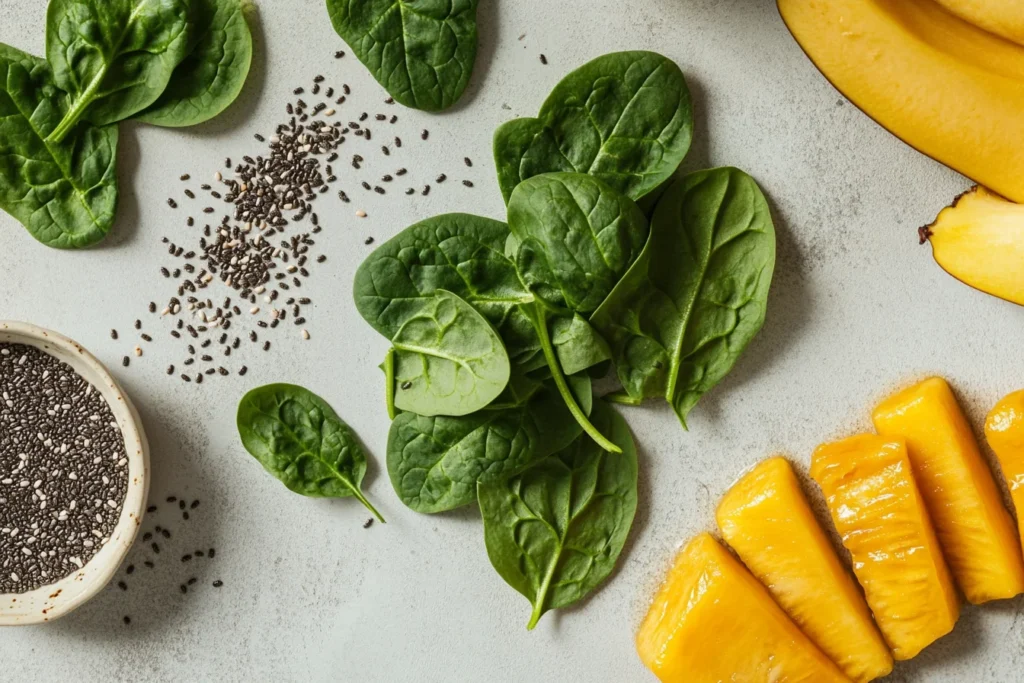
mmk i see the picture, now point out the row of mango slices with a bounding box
[636,377,1024,682]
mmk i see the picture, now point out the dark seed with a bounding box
[180,584,187,594]
[161,529,171,539]
[540,53,548,64]
[127,564,135,574]
[239,366,248,376]
[152,543,160,554]
[123,616,131,625]
[334,50,345,58]
[144,561,154,569]
[167,198,178,208]
[212,580,223,588]
[110,329,118,340]
[209,549,216,558]
[122,356,130,368]
[421,129,429,140]
[364,237,375,245]
[422,185,430,196]
[182,554,192,562]
[363,518,374,529]
[464,157,473,167]
[401,381,412,390]
[188,577,197,586]
[118,581,127,591]
[462,180,474,187]
[180,174,191,181]
[436,174,446,183]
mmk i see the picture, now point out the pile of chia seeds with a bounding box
[117,53,480,383]
[0,343,129,593]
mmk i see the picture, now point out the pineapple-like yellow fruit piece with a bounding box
[873,377,1024,603]
[636,532,850,682]
[811,435,959,660]
[985,389,1024,555]
[717,457,893,681]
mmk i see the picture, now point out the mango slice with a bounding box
[717,457,893,682]
[636,533,849,682]
[932,0,1024,45]
[873,377,1024,603]
[985,389,1024,553]
[776,0,1024,203]
[811,435,959,660]
[920,186,1024,306]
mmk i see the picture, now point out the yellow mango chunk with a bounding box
[985,389,1024,554]
[920,186,1024,307]
[873,377,1024,603]
[811,435,959,660]
[717,457,892,682]
[636,533,849,683]
[777,0,1024,203]
[932,0,1024,45]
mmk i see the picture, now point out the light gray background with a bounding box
[1,0,1022,681]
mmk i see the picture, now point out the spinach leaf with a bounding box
[478,400,638,629]
[325,0,478,112]
[493,51,692,203]
[135,0,253,127]
[591,167,776,427]
[505,172,646,453]
[237,383,384,521]
[508,172,649,315]
[353,213,538,362]
[550,314,611,377]
[0,43,118,249]
[386,379,585,513]
[45,0,194,143]
[392,289,510,417]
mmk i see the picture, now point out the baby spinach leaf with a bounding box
[591,167,776,428]
[493,51,692,203]
[505,172,645,453]
[135,0,253,127]
[550,314,611,377]
[386,379,585,513]
[325,0,478,112]
[353,213,537,361]
[45,0,194,142]
[479,400,638,629]
[392,289,510,417]
[508,173,649,315]
[0,43,118,249]
[237,383,385,521]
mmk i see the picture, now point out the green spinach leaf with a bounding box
[591,167,776,427]
[479,400,638,629]
[508,172,649,315]
[237,383,385,521]
[493,51,692,203]
[392,289,510,417]
[550,314,611,377]
[0,43,118,248]
[386,379,585,513]
[45,0,194,142]
[135,0,253,127]
[325,0,478,112]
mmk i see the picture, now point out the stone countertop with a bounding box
[0,0,1020,681]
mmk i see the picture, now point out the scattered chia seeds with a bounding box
[0,344,129,593]
[114,63,480,382]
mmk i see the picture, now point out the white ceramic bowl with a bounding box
[0,321,149,625]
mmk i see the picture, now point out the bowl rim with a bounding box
[0,321,149,625]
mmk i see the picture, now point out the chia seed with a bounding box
[0,344,129,593]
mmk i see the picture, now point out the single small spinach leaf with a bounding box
[392,289,510,417]
[325,0,478,111]
[479,400,638,629]
[135,0,253,127]
[550,314,611,376]
[237,383,384,521]
[508,172,649,315]
[386,380,584,513]
[353,213,536,359]
[591,167,776,428]
[493,51,692,203]
[0,43,118,248]
[45,0,194,142]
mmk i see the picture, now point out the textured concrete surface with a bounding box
[1,0,1022,681]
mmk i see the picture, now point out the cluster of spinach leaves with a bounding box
[352,51,776,628]
[0,0,253,249]
[237,383,385,522]
[325,0,479,112]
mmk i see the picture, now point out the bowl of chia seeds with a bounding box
[0,321,149,625]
